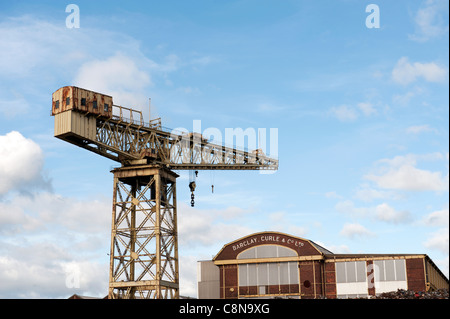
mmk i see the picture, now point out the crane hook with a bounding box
[189,181,196,207]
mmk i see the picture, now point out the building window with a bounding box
[237,245,297,259]
[239,261,299,291]
[237,245,300,296]
[104,103,109,112]
[81,98,86,106]
[66,97,70,106]
[55,100,59,109]
[336,261,366,283]
[374,259,406,282]
[335,261,369,298]
[93,100,98,109]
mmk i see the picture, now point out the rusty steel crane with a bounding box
[51,86,278,299]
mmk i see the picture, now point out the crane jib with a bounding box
[52,87,278,170]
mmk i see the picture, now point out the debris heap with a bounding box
[368,289,449,299]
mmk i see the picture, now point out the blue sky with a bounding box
[0,0,448,298]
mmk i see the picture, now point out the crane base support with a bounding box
[108,165,179,299]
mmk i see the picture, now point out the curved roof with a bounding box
[213,231,333,261]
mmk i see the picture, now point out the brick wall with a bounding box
[406,258,426,292]
[299,261,323,298]
[324,262,337,298]
[220,265,238,299]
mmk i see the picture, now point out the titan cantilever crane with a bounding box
[51,86,278,299]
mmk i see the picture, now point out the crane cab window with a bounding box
[66,97,70,106]
[104,103,109,112]
[81,98,86,106]
[55,100,59,109]
[93,100,98,109]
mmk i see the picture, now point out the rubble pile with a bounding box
[370,288,449,299]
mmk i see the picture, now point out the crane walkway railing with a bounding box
[111,104,162,129]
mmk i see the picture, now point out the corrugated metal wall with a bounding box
[52,86,113,118]
[54,110,96,141]
[198,261,220,299]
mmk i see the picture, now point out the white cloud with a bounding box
[154,53,180,73]
[177,203,254,247]
[257,102,286,114]
[0,94,30,118]
[329,105,358,122]
[329,101,379,122]
[354,185,396,202]
[392,57,447,85]
[287,225,308,237]
[0,131,50,195]
[73,51,186,115]
[0,252,108,298]
[267,211,308,236]
[0,199,41,235]
[73,52,189,117]
[375,203,412,224]
[335,200,370,217]
[0,253,62,298]
[179,255,201,298]
[0,15,142,78]
[177,86,201,95]
[73,53,152,109]
[325,244,351,254]
[406,124,436,134]
[365,153,449,191]
[74,53,151,93]
[0,191,111,238]
[435,256,449,278]
[367,164,447,191]
[0,127,110,295]
[0,191,111,298]
[335,200,412,224]
[421,205,449,271]
[0,16,62,76]
[190,55,215,66]
[422,207,449,226]
[357,102,377,116]
[409,0,449,42]
[0,15,186,121]
[339,223,375,239]
[392,87,422,106]
[325,191,343,199]
[0,16,145,120]
[424,228,449,254]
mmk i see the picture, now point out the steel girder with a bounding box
[108,166,179,299]
[93,116,278,170]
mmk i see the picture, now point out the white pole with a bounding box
[149,97,151,122]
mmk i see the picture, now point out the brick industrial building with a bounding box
[197,231,449,299]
